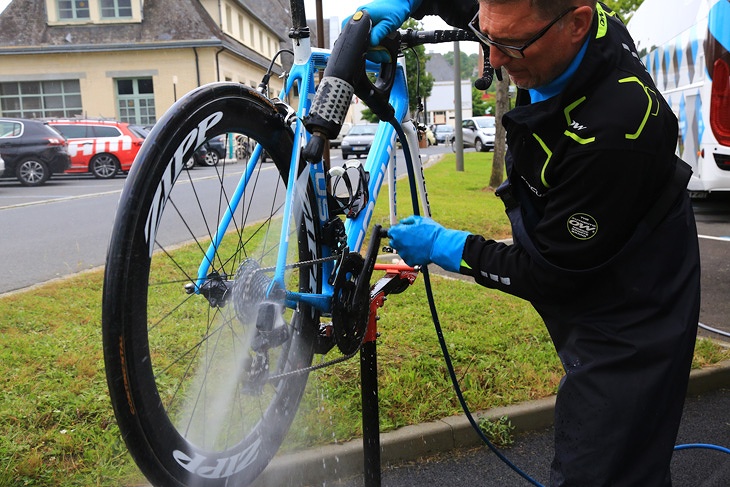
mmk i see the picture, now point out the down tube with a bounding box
[345,66,411,253]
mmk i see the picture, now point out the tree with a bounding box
[604,0,644,22]
[471,86,491,116]
[443,51,479,81]
[490,70,509,189]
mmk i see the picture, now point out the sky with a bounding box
[0,0,476,54]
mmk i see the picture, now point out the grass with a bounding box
[0,151,727,486]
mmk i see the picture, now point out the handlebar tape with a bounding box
[303,10,398,163]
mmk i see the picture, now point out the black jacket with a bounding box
[418,3,685,305]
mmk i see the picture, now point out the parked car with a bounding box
[0,153,5,178]
[456,116,496,152]
[340,123,379,159]
[330,122,352,149]
[433,124,455,145]
[48,119,145,179]
[200,134,227,166]
[0,118,71,186]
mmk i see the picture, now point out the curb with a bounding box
[251,360,730,487]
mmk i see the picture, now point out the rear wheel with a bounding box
[102,82,322,487]
[90,153,119,179]
[202,148,220,166]
[16,158,50,186]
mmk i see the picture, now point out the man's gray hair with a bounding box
[479,0,596,19]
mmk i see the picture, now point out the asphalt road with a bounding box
[330,388,730,487]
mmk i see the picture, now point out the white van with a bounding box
[627,0,730,197]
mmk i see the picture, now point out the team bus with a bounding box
[627,0,730,197]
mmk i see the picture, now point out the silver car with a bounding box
[460,116,496,152]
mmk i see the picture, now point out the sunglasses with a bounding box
[469,6,578,59]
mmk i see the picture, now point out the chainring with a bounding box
[331,252,370,355]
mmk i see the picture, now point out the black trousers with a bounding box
[535,195,700,487]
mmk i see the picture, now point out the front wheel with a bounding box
[102,83,322,487]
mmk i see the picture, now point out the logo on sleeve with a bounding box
[567,213,598,240]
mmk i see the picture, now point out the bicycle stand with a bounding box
[361,263,419,487]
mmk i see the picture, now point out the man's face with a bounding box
[478,2,584,89]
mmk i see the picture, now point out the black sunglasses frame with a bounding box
[469,6,578,59]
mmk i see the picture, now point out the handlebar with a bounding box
[302,17,496,164]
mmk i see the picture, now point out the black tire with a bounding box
[90,153,119,179]
[16,158,50,186]
[474,138,484,152]
[450,137,456,153]
[102,82,322,487]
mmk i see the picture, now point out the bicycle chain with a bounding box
[253,253,341,274]
[267,342,362,381]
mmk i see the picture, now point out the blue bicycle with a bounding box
[102,2,487,485]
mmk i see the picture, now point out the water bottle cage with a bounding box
[327,162,370,219]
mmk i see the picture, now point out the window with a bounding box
[58,0,90,19]
[0,80,82,118]
[101,0,132,18]
[0,121,23,138]
[116,78,155,125]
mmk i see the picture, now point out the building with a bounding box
[423,52,472,126]
[0,0,299,124]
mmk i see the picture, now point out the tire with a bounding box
[201,148,220,166]
[90,153,119,179]
[16,158,50,186]
[450,137,456,153]
[102,82,322,487]
[474,138,484,152]
[184,156,196,169]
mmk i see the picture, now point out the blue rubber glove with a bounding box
[388,216,470,272]
[346,0,423,47]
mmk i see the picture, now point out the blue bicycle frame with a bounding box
[195,39,429,315]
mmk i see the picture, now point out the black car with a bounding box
[0,118,71,186]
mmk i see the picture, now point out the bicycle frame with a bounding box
[195,28,431,315]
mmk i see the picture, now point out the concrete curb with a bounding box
[251,360,730,487]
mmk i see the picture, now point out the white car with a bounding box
[459,116,496,152]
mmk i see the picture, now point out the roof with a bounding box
[425,53,456,82]
[0,0,291,72]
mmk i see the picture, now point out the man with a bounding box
[355,0,701,485]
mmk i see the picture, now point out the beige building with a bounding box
[0,0,295,124]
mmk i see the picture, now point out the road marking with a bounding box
[698,234,730,242]
[0,166,270,211]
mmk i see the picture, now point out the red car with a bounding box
[48,119,144,179]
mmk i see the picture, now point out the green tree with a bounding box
[471,86,491,116]
[604,0,644,22]
[443,51,479,81]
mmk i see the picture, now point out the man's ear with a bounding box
[570,5,594,42]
